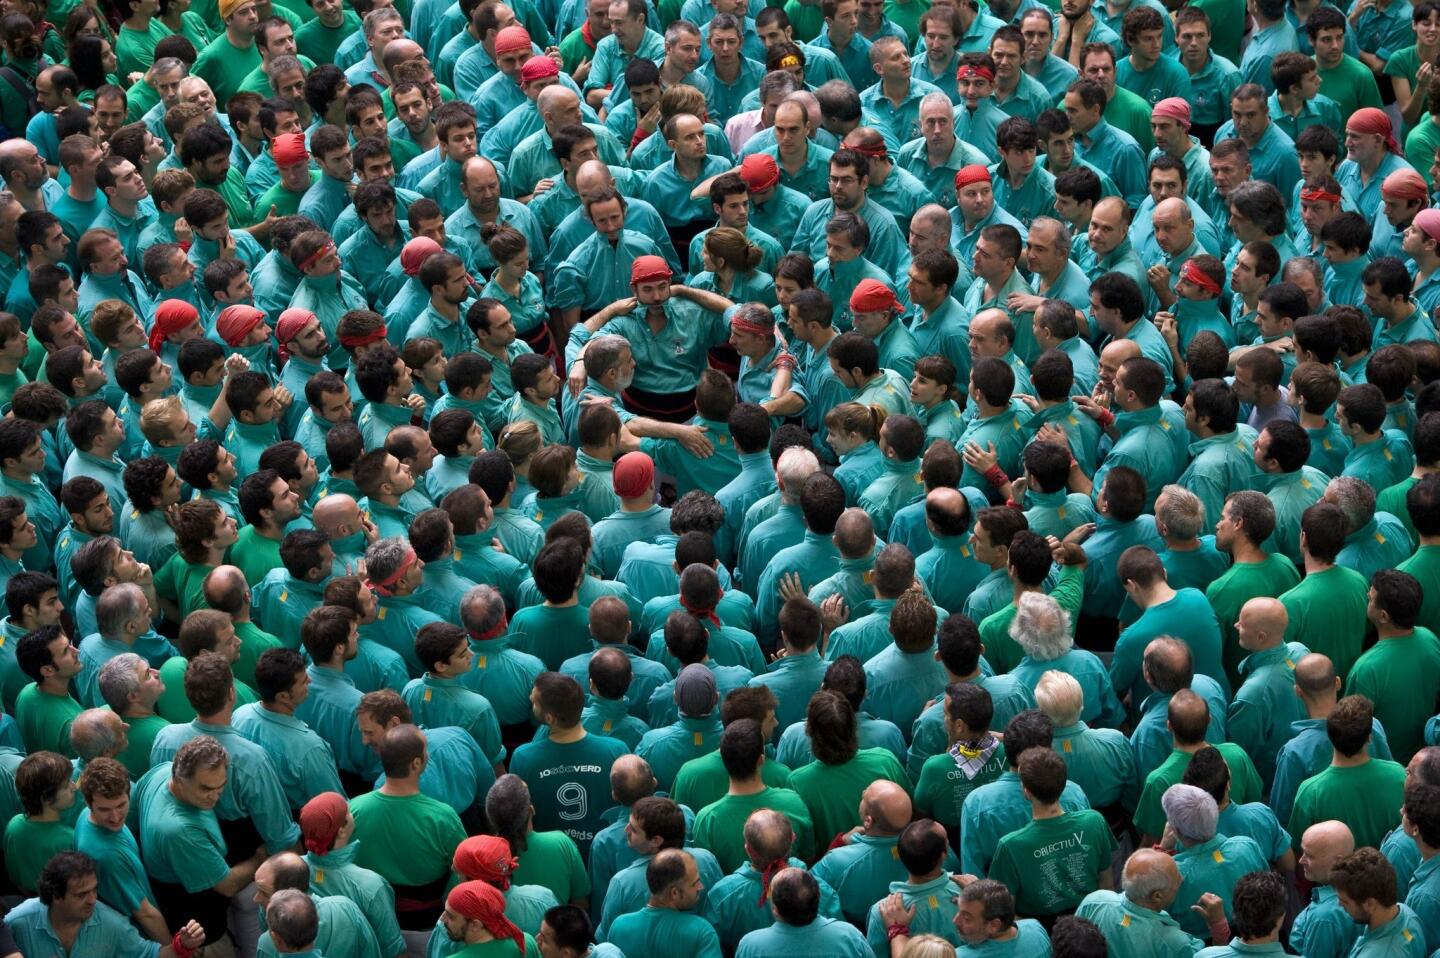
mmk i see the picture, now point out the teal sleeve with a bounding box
[172,825,232,893]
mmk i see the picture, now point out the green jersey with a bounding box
[508,733,628,858]
[988,810,1118,916]
[692,786,816,873]
[1347,628,1440,762]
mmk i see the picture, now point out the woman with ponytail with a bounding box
[480,224,554,360]
[825,402,888,505]
[690,227,776,307]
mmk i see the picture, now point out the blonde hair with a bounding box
[900,936,956,958]
[139,396,186,444]
[660,83,707,121]
[498,419,542,469]
[824,402,886,441]
[1034,670,1084,727]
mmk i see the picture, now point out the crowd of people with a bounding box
[0,0,1437,953]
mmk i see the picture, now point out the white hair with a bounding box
[1162,783,1219,844]
[1034,670,1084,727]
[776,447,821,504]
[1010,592,1073,662]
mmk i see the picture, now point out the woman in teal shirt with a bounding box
[689,227,777,308]
[480,224,553,359]
[826,402,888,506]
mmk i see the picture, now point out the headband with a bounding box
[1299,186,1342,204]
[1179,259,1222,296]
[469,614,509,642]
[339,325,387,348]
[730,312,776,337]
[956,64,994,81]
[366,547,418,596]
[297,239,336,273]
[846,139,888,160]
[776,53,801,69]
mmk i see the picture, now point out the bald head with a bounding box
[860,780,912,835]
[70,708,128,761]
[1237,597,1288,652]
[1121,848,1181,910]
[1153,197,1191,225]
[382,39,425,72]
[1167,688,1210,746]
[743,808,795,866]
[783,91,821,128]
[1301,821,1355,884]
[575,159,615,193]
[311,494,364,538]
[610,754,657,805]
[1294,653,1339,705]
[537,84,580,122]
[202,564,250,615]
[833,508,875,559]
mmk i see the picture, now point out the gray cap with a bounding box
[674,664,718,718]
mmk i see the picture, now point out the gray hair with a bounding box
[97,653,146,714]
[1156,485,1204,540]
[1282,255,1325,288]
[266,889,318,950]
[1033,670,1083,727]
[776,447,821,504]
[70,709,123,762]
[920,91,952,116]
[96,583,147,641]
[485,773,532,849]
[1325,476,1376,534]
[664,19,700,43]
[265,55,304,80]
[459,584,505,636]
[150,57,185,79]
[759,70,801,104]
[585,335,631,381]
[1010,592,1072,662]
[172,734,228,780]
[1030,216,1071,256]
[363,7,404,37]
[364,537,412,587]
[1121,860,1177,904]
[1162,783,1218,844]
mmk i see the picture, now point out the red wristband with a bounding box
[172,932,198,958]
[983,464,1009,488]
[1097,409,1116,429]
[886,924,911,941]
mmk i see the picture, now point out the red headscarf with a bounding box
[612,452,655,499]
[630,255,672,284]
[272,132,309,167]
[740,153,779,192]
[494,26,531,55]
[850,278,901,314]
[1151,98,1190,129]
[519,56,558,83]
[954,164,991,191]
[215,305,267,347]
[447,882,525,955]
[275,308,315,361]
[299,792,349,855]
[149,300,199,354]
[1347,108,1400,154]
[401,237,444,277]
[1382,168,1429,201]
[453,836,518,889]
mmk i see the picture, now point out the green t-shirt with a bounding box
[153,554,216,621]
[1399,545,1440,636]
[255,174,317,221]
[512,830,590,905]
[692,786,816,873]
[233,621,283,689]
[671,751,792,812]
[3,816,73,892]
[230,526,284,589]
[507,603,594,671]
[156,657,258,724]
[15,684,83,756]
[116,713,169,779]
[508,734,628,858]
[1134,743,1263,839]
[989,810,1118,916]
[914,738,1008,827]
[1279,566,1369,680]
[1288,758,1408,853]
[788,747,912,848]
[1205,554,1300,686]
[349,790,466,888]
[1318,54,1384,124]
[1346,628,1440,762]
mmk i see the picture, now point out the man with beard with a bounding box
[793,148,910,277]
[409,254,479,358]
[1054,0,1121,68]
[570,255,736,422]
[550,187,670,332]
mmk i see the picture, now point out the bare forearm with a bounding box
[763,392,805,416]
[135,900,171,943]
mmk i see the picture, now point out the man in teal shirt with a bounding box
[0,418,63,571]
[1339,383,1416,497]
[752,473,846,651]
[1227,597,1308,788]
[1075,849,1208,957]
[402,622,506,769]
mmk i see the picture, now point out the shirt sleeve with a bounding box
[233,755,303,852]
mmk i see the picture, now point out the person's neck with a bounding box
[1330,747,1369,768]
[263,698,296,717]
[227,27,253,47]
[1365,904,1401,931]
[659,60,687,85]
[1377,622,1415,641]
[883,75,909,101]
[927,135,955,161]
[68,178,96,202]
[728,772,765,796]
[1139,582,1176,608]
[1302,553,1334,576]
[1303,693,1337,721]
[985,267,1016,299]
[256,520,285,541]
[126,10,153,28]
[1229,540,1267,564]
[712,54,739,81]
[196,707,232,726]
[1176,739,1210,755]
[907,866,944,885]
[379,774,421,796]
[548,722,586,744]
[0,540,22,563]
[200,543,226,566]
[1031,800,1064,821]
[1384,301,1416,328]
[1297,408,1329,429]
[431,295,460,321]
[545,592,581,609]
[1352,428,1384,447]
[9,182,42,209]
